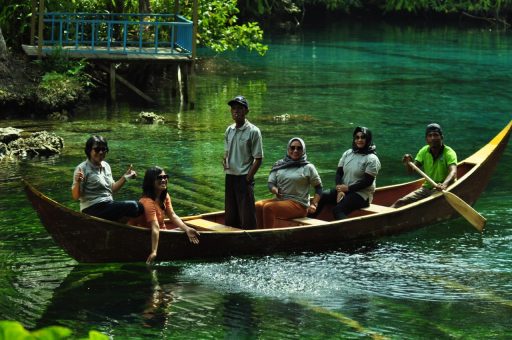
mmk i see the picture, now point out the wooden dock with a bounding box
[22,44,192,61]
[24,10,198,106]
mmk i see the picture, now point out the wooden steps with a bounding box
[292,217,327,226]
[361,204,395,214]
[185,218,242,232]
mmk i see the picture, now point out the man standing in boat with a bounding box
[392,123,457,208]
[223,95,263,229]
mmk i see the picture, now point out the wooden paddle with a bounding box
[408,162,486,232]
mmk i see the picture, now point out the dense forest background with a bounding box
[1,0,511,55]
[0,0,510,115]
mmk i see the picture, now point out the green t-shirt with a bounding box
[415,145,457,189]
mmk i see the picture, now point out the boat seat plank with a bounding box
[361,204,395,214]
[292,217,326,225]
[185,218,242,232]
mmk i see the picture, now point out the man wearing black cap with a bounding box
[223,95,263,229]
[392,123,457,208]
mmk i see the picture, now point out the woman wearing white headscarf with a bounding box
[255,137,323,228]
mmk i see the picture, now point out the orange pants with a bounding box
[255,198,307,228]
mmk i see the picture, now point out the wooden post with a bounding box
[30,0,37,45]
[37,0,45,58]
[178,62,193,107]
[109,63,116,102]
[170,63,178,98]
[192,0,198,60]
[187,0,198,109]
[96,63,156,104]
[173,0,179,47]
[187,62,196,109]
[174,0,179,18]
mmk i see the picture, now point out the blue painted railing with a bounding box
[41,12,192,56]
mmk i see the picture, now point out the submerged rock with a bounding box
[0,142,7,160]
[273,113,291,122]
[0,127,22,144]
[0,128,64,159]
[137,111,165,124]
[47,110,69,121]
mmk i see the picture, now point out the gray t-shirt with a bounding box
[224,120,263,175]
[338,150,381,202]
[72,160,114,211]
[268,164,322,207]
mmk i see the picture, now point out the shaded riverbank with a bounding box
[0,53,89,117]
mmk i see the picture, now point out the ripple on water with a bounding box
[175,238,512,306]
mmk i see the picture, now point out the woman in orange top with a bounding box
[130,166,199,264]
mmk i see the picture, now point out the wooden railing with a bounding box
[39,12,193,56]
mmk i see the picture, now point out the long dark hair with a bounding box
[84,135,108,159]
[142,166,167,209]
[351,126,376,155]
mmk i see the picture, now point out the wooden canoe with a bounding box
[24,121,511,263]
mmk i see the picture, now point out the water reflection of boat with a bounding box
[25,121,511,263]
[36,264,181,331]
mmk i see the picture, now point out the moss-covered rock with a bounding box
[0,53,89,116]
[0,128,64,159]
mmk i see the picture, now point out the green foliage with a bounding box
[32,48,93,88]
[155,0,269,55]
[0,320,108,340]
[34,48,84,75]
[2,0,511,57]
[37,71,86,109]
[382,0,510,14]
[0,1,32,47]
[382,0,511,28]
[0,0,268,56]
[305,0,365,11]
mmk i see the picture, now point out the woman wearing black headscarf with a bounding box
[315,127,381,220]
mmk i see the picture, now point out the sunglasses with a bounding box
[289,146,303,151]
[93,146,109,153]
[157,174,169,180]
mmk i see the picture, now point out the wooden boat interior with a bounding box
[166,161,478,231]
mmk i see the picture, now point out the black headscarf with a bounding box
[270,137,310,173]
[351,126,376,155]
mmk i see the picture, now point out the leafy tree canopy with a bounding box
[0,0,268,55]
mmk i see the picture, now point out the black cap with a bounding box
[228,95,249,109]
[426,123,443,136]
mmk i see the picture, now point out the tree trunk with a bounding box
[0,28,7,60]
[139,0,152,13]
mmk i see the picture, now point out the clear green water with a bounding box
[1,22,511,338]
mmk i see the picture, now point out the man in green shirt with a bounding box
[392,123,457,208]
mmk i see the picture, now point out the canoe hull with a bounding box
[24,121,511,262]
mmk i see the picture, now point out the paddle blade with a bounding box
[443,191,486,232]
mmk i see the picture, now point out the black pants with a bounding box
[82,200,144,221]
[225,174,256,229]
[315,188,369,220]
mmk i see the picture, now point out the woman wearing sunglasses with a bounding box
[72,135,143,221]
[315,126,381,220]
[129,166,199,264]
[255,137,323,228]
